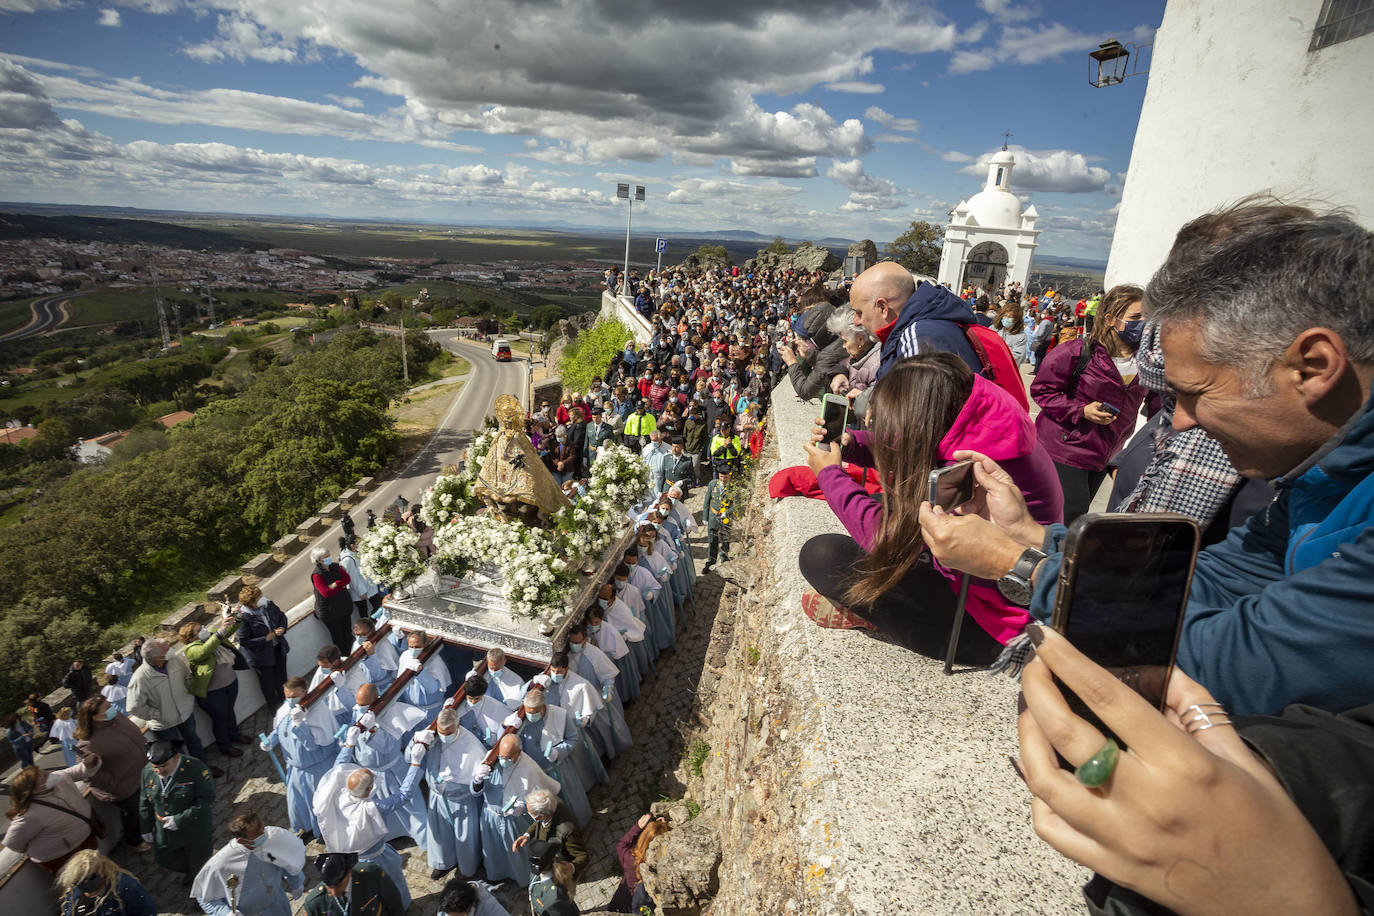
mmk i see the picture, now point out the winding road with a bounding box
[251,333,528,613]
[0,291,85,342]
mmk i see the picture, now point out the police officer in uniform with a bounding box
[302,853,405,916]
[138,739,215,883]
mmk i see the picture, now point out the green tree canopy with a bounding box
[558,319,633,393]
[884,220,944,276]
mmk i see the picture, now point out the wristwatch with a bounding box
[997,546,1047,606]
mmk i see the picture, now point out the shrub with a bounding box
[558,319,631,393]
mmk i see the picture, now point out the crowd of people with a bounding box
[7,199,1374,915]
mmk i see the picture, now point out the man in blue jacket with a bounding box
[917,200,1374,717]
[847,260,980,382]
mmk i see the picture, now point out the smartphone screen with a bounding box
[1051,514,1200,747]
[927,459,975,510]
[821,395,848,445]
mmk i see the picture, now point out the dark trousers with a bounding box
[623,435,642,454]
[252,658,288,711]
[196,680,243,753]
[798,533,1002,666]
[114,790,142,844]
[706,524,729,564]
[151,714,207,763]
[1054,462,1110,528]
[321,612,356,658]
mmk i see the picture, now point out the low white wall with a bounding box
[599,290,653,344]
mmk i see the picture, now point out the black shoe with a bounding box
[209,765,225,778]
[702,562,714,574]
[223,746,244,758]
[430,867,453,881]
[233,735,253,745]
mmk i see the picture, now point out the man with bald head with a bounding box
[334,683,429,847]
[469,733,560,885]
[312,755,422,909]
[847,260,980,381]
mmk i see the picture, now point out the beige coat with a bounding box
[126,655,195,731]
[2,758,100,862]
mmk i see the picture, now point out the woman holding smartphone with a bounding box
[799,353,1062,660]
[1030,284,1149,525]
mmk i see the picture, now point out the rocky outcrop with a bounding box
[680,250,733,272]
[745,242,841,275]
[641,818,723,915]
[847,239,878,263]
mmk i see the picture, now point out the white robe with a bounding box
[273,698,337,749]
[481,665,527,707]
[604,597,647,643]
[309,664,372,719]
[191,826,305,903]
[313,765,388,854]
[498,755,560,810]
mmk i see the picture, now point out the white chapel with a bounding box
[936,146,1039,292]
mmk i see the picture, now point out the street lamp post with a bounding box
[617,183,645,297]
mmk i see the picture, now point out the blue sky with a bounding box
[0,0,1162,258]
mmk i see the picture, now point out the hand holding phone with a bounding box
[1049,513,1201,749]
[818,393,849,452]
[928,459,975,511]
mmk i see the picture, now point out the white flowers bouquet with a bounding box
[586,442,651,515]
[357,522,427,587]
[432,514,576,620]
[419,473,469,528]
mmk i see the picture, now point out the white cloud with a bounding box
[0,0,63,11]
[874,133,916,144]
[824,81,885,94]
[864,105,918,133]
[97,8,121,27]
[731,157,818,178]
[959,145,1111,193]
[950,21,1154,74]
[974,0,1038,21]
[940,149,974,163]
[325,94,364,109]
[165,0,959,164]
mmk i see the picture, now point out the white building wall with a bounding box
[1106,0,1374,287]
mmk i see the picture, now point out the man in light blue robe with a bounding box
[396,631,452,724]
[313,760,423,910]
[626,546,675,651]
[410,710,484,882]
[352,617,399,692]
[587,595,643,703]
[514,689,592,829]
[335,684,429,848]
[193,816,306,916]
[613,564,658,662]
[455,676,514,749]
[568,626,633,754]
[260,677,336,838]
[474,648,527,708]
[469,735,559,886]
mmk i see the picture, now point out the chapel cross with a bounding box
[1001,130,1012,150]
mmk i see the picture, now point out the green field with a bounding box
[175,217,671,266]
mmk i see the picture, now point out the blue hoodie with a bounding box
[1030,382,1374,716]
[875,282,980,381]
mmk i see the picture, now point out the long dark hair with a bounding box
[846,353,973,608]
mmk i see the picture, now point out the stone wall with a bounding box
[654,376,1087,914]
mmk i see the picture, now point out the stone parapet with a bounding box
[207,575,244,606]
[696,376,1086,914]
[295,516,326,538]
[338,488,360,508]
[270,535,300,561]
[241,553,279,579]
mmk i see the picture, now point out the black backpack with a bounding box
[1065,340,1101,399]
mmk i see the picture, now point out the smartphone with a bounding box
[927,459,975,510]
[1050,513,1201,749]
[819,393,849,450]
[1099,403,1121,417]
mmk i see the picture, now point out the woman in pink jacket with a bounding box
[800,353,1063,661]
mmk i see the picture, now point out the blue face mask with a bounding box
[498,757,513,769]
[550,672,565,684]
[353,705,370,719]
[588,624,601,637]
[615,580,627,592]
[526,710,543,723]
[597,597,609,610]
[569,642,584,654]
[285,696,299,706]
[438,731,457,744]
[103,706,118,721]
[1117,319,1145,349]
[1001,316,1014,329]
[322,557,335,566]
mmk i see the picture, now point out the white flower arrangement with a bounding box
[357,522,427,587]
[419,473,471,528]
[432,514,576,620]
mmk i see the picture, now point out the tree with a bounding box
[530,304,567,331]
[884,220,944,277]
[765,236,791,255]
[558,319,633,393]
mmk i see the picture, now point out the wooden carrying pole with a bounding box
[299,621,394,709]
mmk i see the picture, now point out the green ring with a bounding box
[1074,738,1119,788]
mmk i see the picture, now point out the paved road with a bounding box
[0,291,84,341]
[255,335,527,613]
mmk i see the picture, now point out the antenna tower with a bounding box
[151,265,171,350]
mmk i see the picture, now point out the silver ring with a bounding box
[1183,703,1233,734]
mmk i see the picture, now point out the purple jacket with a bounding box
[816,374,1063,644]
[1031,339,1147,471]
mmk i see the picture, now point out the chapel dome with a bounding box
[963,187,1024,229]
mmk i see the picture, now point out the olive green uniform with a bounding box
[138,755,215,876]
[302,863,405,916]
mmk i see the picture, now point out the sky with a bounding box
[0,0,1163,259]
